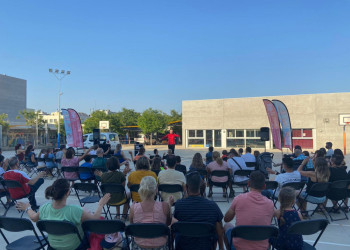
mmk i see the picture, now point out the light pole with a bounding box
[49,68,70,148]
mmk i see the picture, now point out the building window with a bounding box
[292,129,313,149]
[226,129,264,148]
[49,119,53,123]
[188,130,205,147]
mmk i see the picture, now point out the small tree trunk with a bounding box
[150,133,153,145]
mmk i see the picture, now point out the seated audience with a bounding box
[221,150,228,162]
[292,149,306,161]
[271,187,303,250]
[37,149,47,170]
[150,148,161,160]
[302,151,314,169]
[129,176,172,250]
[253,150,260,160]
[128,157,157,202]
[15,144,25,161]
[92,148,107,171]
[241,147,256,163]
[151,156,165,172]
[189,153,206,171]
[265,157,301,198]
[95,157,131,220]
[89,144,99,155]
[79,155,94,182]
[62,147,92,184]
[175,155,187,175]
[325,142,334,157]
[238,148,244,156]
[205,146,214,165]
[206,151,230,198]
[25,145,37,167]
[228,149,253,195]
[162,149,173,161]
[45,148,57,176]
[4,157,44,210]
[158,155,186,202]
[329,155,348,182]
[113,143,132,165]
[55,145,65,175]
[333,149,346,167]
[297,157,330,214]
[16,179,110,250]
[174,171,224,250]
[224,171,274,250]
[133,147,149,163]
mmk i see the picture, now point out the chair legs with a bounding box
[327,200,349,221]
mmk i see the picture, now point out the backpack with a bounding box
[257,152,274,178]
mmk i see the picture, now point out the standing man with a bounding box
[161,129,180,154]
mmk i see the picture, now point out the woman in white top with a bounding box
[37,149,47,170]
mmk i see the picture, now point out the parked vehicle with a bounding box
[83,132,120,150]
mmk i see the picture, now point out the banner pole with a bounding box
[344,125,347,155]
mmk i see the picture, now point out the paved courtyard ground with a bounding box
[1,146,350,249]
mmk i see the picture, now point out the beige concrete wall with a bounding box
[182,92,350,150]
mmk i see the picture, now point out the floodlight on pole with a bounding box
[49,68,71,148]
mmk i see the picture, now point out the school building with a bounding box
[182,92,350,152]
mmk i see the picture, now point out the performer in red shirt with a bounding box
[161,129,180,154]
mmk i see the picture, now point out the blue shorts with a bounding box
[300,191,326,204]
[225,228,236,250]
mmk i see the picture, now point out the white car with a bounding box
[83,132,120,150]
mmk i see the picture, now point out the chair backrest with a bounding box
[0,216,35,232]
[265,181,278,190]
[234,170,253,177]
[171,221,215,238]
[2,179,22,189]
[191,168,207,178]
[61,166,79,173]
[211,170,229,178]
[326,180,349,201]
[245,162,257,169]
[78,167,93,174]
[231,225,279,241]
[293,160,304,170]
[288,219,328,247]
[74,182,99,193]
[55,159,61,164]
[158,184,183,193]
[152,169,160,176]
[37,220,82,240]
[129,184,140,193]
[82,220,125,235]
[125,223,170,239]
[282,181,305,190]
[308,182,330,197]
[44,158,53,163]
[100,183,126,196]
[37,158,45,162]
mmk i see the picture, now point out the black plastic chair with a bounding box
[288,219,329,249]
[61,166,80,182]
[326,180,349,221]
[245,162,257,170]
[158,184,183,203]
[77,167,95,182]
[190,168,208,181]
[36,220,85,250]
[0,216,47,250]
[82,220,125,248]
[208,170,230,202]
[230,225,279,250]
[100,183,129,220]
[1,180,31,217]
[73,183,102,207]
[292,160,304,171]
[233,170,253,191]
[264,181,278,208]
[125,223,171,250]
[303,182,330,220]
[129,184,140,202]
[171,221,216,250]
[44,158,58,177]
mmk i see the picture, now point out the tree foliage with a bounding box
[55,118,66,137]
[137,108,168,136]
[166,109,182,123]
[0,113,10,133]
[83,111,122,134]
[17,109,46,128]
[118,108,140,127]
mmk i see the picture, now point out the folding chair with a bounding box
[77,167,95,182]
[1,180,31,217]
[233,170,253,192]
[82,219,126,249]
[129,184,140,202]
[208,170,230,202]
[37,220,86,250]
[100,183,129,220]
[0,216,47,250]
[54,159,63,179]
[230,225,279,250]
[158,184,183,203]
[171,221,216,250]
[280,182,305,209]
[61,166,80,182]
[44,158,58,178]
[125,223,171,250]
[0,189,9,214]
[302,182,330,220]
[73,183,102,207]
[245,162,257,170]
[194,169,208,182]
[326,180,349,221]
[264,181,278,208]
[288,219,329,250]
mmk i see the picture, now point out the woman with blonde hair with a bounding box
[129,176,172,250]
[206,151,230,198]
[297,157,330,213]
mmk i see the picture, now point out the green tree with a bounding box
[83,111,122,134]
[17,109,46,128]
[117,108,140,127]
[55,118,66,137]
[137,108,167,145]
[166,109,182,123]
[0,113,10,133]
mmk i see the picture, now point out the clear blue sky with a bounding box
[1,1,349,114]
